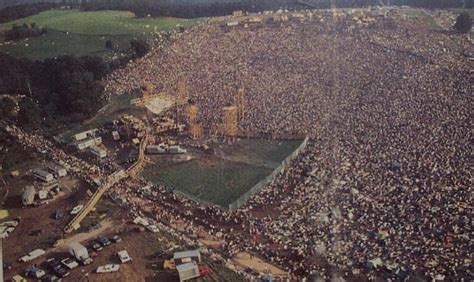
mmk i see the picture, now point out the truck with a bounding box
[69,241,93,265]
[19,249,46,263]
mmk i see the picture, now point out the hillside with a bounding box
[0,9,201,60]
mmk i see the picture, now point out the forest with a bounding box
[0,0,471,20]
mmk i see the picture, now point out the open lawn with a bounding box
[0,9,202,60]
[142,138,303,208]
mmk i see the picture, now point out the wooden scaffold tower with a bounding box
[234,87,246,122]
[187,104,203,139]
[222,105,238,143]
[177,78,189,104]
[174,78,190,131]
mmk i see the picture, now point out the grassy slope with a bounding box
[58,91,145,141]
[0,9,201,60]
[142,139,302,208]
[145,159,272,207]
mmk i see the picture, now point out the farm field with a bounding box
[0,9,202,60]
[142,138,303,208]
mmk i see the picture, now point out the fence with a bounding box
[228,136,308,210]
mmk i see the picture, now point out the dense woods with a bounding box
[0,1,470,20]
[0,3,59,23]
[0,54,109,133]
[5,22,47,41]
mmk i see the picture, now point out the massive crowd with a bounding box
[103,8,472,280]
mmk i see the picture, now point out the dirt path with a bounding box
[232,252,287,277]
[171,220,287,278]
[55,219,117,250]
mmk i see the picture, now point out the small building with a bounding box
[90,146,107,159]
[22,186,36,206]
[47,163,67,178]
[38,190,49,200]
[248,17,264,24]
[232,10,243,17]
[173,250,201,265]
[146,145,166,154]
[132,138,140,145]
[33,169,54,183]
[227,21,239,27]
[74,129,98,141]
[176,262,200,282]
[76,137,102,150]
[112,131,120,141]
[11,275,27,282]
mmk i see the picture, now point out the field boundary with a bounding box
[228,136,309,210]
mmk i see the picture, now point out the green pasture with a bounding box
[0,9,202,60]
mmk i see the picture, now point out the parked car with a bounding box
[61,257,79,270]
[96,264,120,273]
[111,235,122,243]
[98,236,111,246]
[41,274,61,282]
[91,242,103,252]
[25,266,46,279]
[46,258,70,278]
[52,210,64,220]
[117,250,131,263]
[70,205,83,215]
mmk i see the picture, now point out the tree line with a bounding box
[77,0,472,18]
[0,54,108,133]
[0,35,151,134]
[0,1,470,20]
[0,3,60,23]
[5,22,47,41]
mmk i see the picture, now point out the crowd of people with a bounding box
[4,124,103,186]
[103,7,472,280]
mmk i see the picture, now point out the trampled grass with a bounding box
[142,138,303,208]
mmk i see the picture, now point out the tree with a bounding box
[105,39,114,51]
[454,12,472,33]
[0,97,16,121]
[17,97,41,130]
[130,39,150,58]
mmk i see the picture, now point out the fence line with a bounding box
[228,136,309,210]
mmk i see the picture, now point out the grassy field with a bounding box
[0,9,202,60]
[142,138,303,208]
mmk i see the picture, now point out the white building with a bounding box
[90,146,107,159]
[176,262,200,282]
[47,163,67,178]
[33,169,54,183]
[173,250,201,265]
[112,131,120,141]
[74,129,98,141]
[76,137,102,150]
